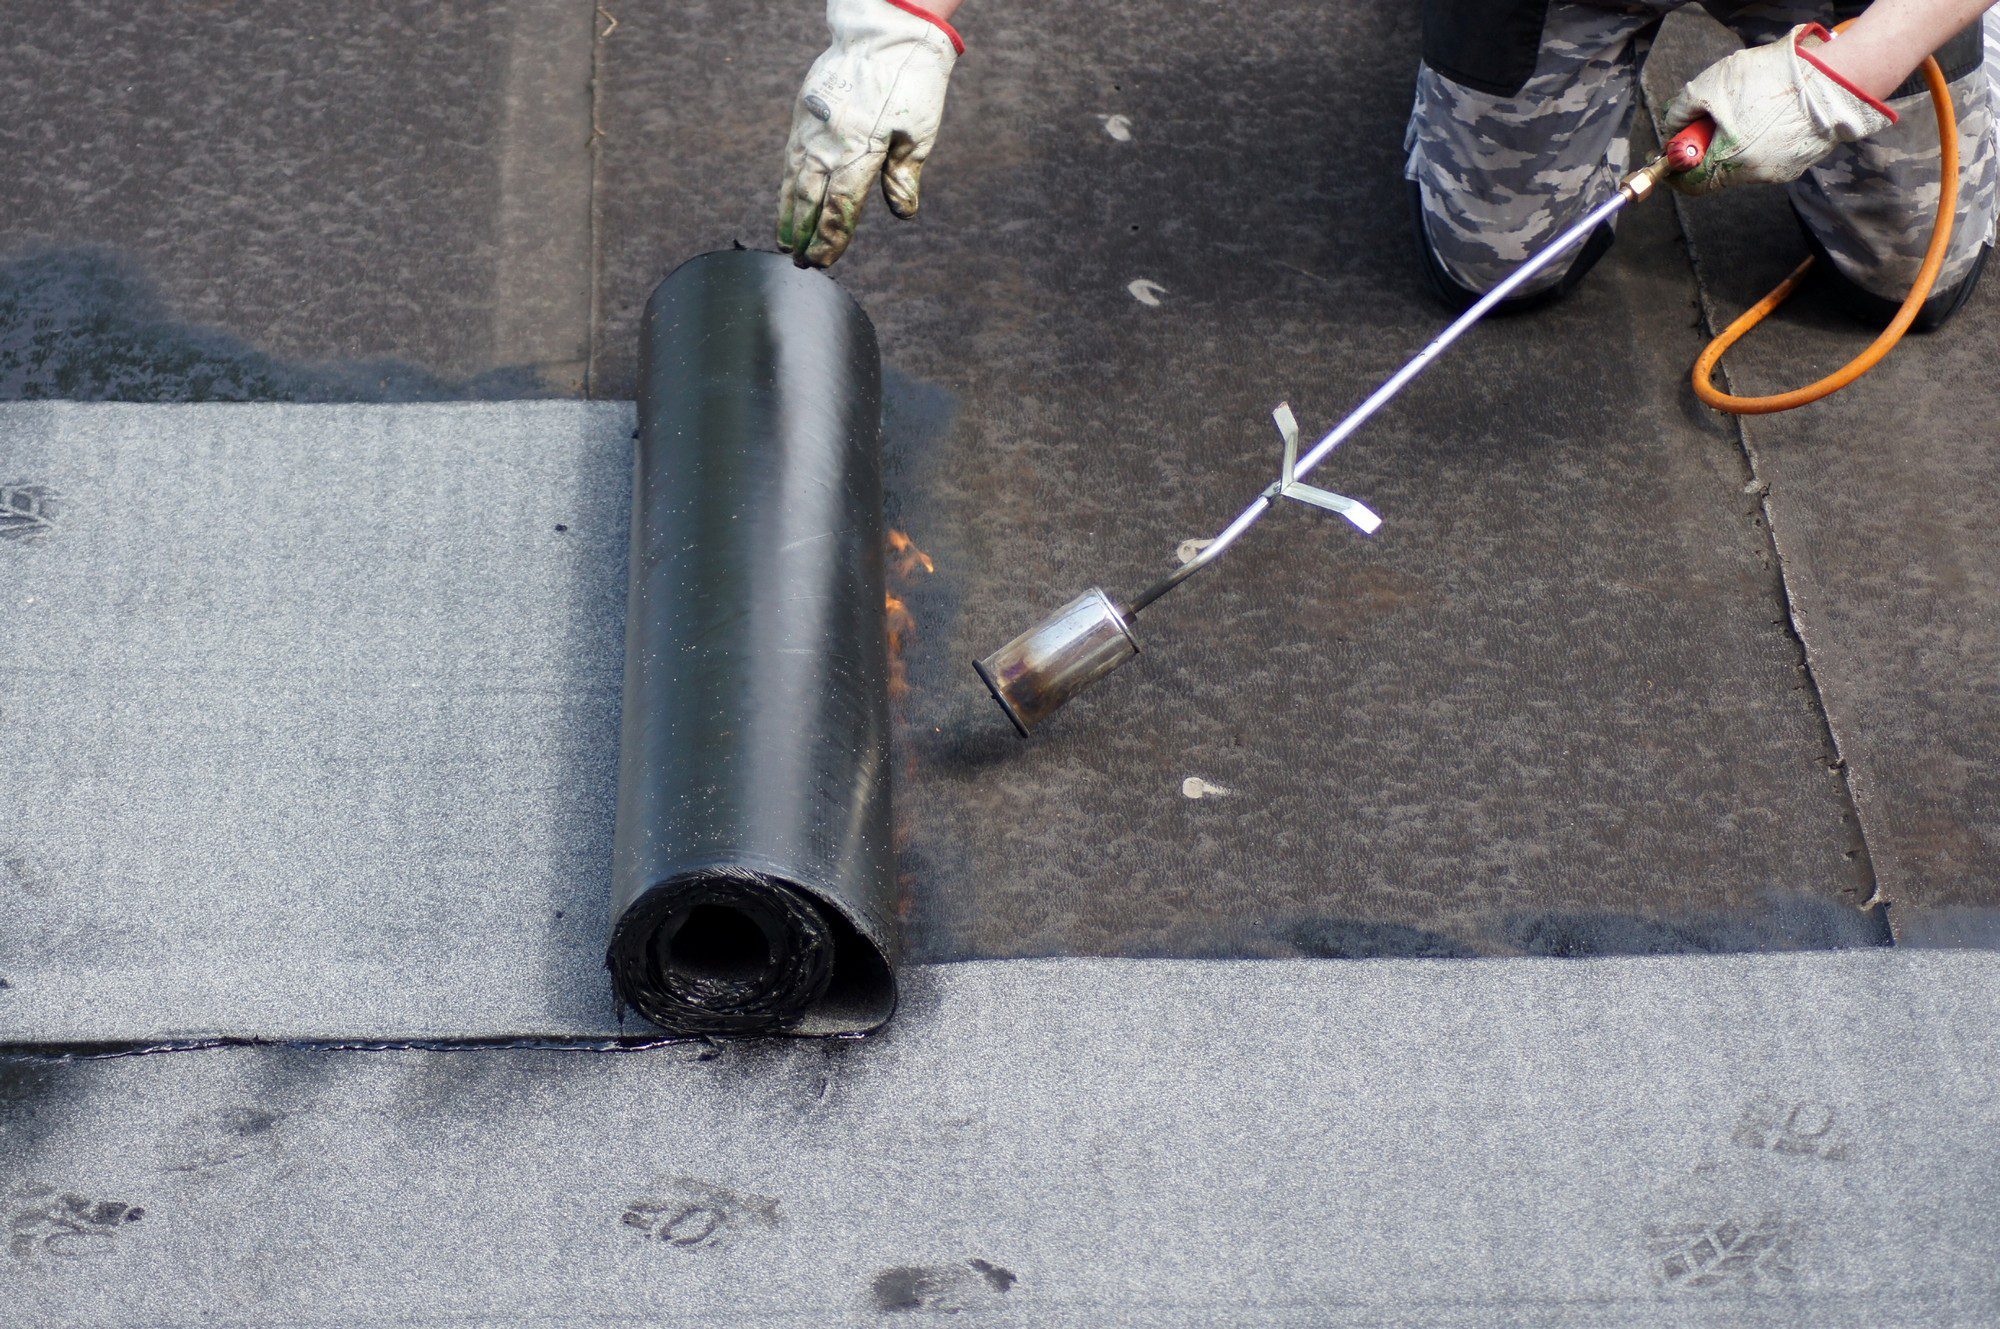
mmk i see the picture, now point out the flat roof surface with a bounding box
[3,2,1997,1322]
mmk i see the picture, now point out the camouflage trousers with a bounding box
[1404,2,1999,300]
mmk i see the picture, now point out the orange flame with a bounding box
[885,592,916,699]
[884,529,934,701]
[885,531,935,870]
[887,528,935,577]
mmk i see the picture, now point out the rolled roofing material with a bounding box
[608,249,897,1036]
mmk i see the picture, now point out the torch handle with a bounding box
[1665,115,1715,173]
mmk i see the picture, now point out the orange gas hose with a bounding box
[1692,46,1957,415]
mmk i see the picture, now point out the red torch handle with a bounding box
[1666,116,1715,172]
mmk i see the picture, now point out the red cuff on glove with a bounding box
[1794,23,1899,123]
[882,0,965,54]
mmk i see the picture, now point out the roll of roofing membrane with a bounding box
[608,249,896,1036]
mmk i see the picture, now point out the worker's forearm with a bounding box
[919,0,963,19]
[1817,0,1995,100]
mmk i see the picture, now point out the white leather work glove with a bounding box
[1663,23,1896,197]
[778,0,963,267]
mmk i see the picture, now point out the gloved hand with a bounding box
[778,0,963,267]
[1663,23,1896,196]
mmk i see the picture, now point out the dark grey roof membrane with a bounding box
[609,252,897,1036]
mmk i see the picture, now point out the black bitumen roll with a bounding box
[608,249,896,1036]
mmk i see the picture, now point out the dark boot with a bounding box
[1793,204,1990,334]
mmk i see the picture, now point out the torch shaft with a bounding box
[1126,186,1635,618]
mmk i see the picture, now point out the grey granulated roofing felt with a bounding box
[4,953,1998,1327]
[0,402,633,1041]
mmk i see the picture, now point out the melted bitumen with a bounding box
[0,249,552,403]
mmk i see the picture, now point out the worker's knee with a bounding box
[1408,173,1618,307]
[1402,52,1639,304]
[1794,62,1999,300]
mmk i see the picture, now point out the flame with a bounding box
[884,530,935,872]
[884,529,933,701]
[885,592,916,699]
[887,528,935,577]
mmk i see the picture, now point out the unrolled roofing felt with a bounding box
[4,952,1998,1327]
[0,401,631,1042]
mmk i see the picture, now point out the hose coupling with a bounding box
[1618,155,1673,204]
